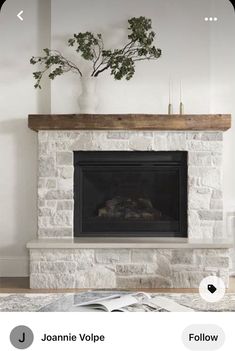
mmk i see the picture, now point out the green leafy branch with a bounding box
[30,16,162,89]
[30,48,82,89]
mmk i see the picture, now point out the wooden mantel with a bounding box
[28,114,231,132]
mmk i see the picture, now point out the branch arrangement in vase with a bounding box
[30,16,162,89]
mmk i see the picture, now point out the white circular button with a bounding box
[199,276,225,303]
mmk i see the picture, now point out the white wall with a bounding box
[210,1,235,212]
[0,0,51,276]
[51,0,213,114]
[0,0,234,276]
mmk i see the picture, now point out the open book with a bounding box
[74,293,194,312]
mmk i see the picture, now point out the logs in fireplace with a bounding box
[74,151,187,237]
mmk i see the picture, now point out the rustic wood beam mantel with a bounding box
[28,114,231,132]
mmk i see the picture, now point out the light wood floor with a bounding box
[1,277,235,294]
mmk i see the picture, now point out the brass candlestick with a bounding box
[168,103,173,115]
[179,80,184,114]
[180,102,184,115]
[168,77,173,114]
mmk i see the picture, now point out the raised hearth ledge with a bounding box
[26,238,233,249]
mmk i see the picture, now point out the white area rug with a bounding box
[1,292,235,312]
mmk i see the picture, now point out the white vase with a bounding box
[78,76,98,113]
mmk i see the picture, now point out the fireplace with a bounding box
[27,120,231,289]
[74,151,188,237]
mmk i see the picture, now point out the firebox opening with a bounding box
[74,151,187,237]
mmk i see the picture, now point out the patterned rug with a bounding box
[0,292,235,312]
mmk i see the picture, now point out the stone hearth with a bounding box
[29,247,230,289]
[27,115,232,289]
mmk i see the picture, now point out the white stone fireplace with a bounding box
[27,114,232,289]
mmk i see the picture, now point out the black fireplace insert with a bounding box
[74,151,188,237]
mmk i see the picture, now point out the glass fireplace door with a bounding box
[74,151,187,237]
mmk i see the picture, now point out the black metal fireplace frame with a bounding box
[74,151,188,238]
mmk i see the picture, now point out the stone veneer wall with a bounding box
[31,130,229,289]
[38,131,224,240]
[30,248,230,289]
